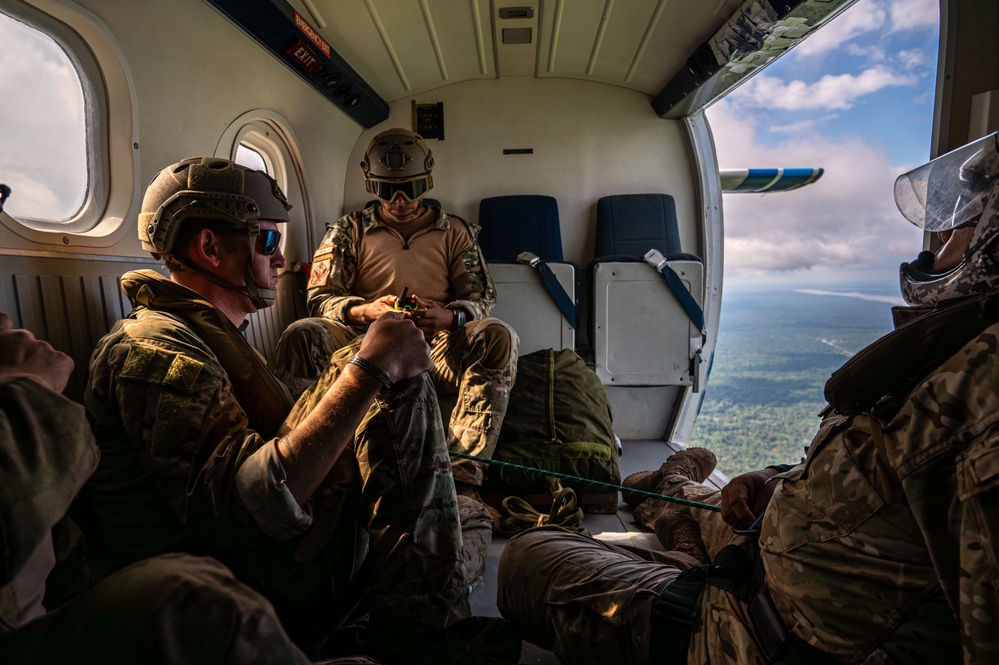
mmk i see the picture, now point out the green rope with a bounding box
[448,450,721,513]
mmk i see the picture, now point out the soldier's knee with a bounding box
[478,319,518,370]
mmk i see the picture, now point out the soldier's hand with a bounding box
[720,468,780,529]
[410,297,452,336]
[0,311,75,394]
[347,295,398,326]
[357,311,433,382]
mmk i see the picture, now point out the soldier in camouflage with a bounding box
[0,312,365,664]
[276,128,518,529]
[497,134,999,664]
[83,157,520,664]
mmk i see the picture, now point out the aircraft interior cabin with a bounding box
[1,0,997,662]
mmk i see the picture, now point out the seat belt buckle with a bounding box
[643,248,668,271]
[517,251,541,267]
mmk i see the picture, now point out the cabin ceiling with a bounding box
[283,0,747,102]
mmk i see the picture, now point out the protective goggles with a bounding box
[365,177,432,202]
[256,229,282,256]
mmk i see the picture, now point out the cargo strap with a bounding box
[643,248,705,337]
[517,251,577,329]
[499,482,587,535]
[649,544,842,665]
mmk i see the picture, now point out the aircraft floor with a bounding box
[469,439,696,664]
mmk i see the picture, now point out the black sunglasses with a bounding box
[257,229,282,256]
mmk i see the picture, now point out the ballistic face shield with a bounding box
[895,133,999,306]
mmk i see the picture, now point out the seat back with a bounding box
[590,194,703,387]
[478,195,563,262]
[595,193,682,259]
[476,195,575,353]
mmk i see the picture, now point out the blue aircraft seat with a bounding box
[589,193,704,387]
[477,195,577,353]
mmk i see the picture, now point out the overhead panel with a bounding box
[296,0,496,102]
[493,1,540,78]
[536,0,745,97]
[537,0,606,80]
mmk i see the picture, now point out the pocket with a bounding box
[763,415,884,553]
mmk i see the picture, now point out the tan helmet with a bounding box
[360,128,434,201]
[139,156,291,260]
[138,156,292,308]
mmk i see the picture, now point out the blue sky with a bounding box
[706,0,939,294]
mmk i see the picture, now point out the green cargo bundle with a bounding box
[485,348,621,513]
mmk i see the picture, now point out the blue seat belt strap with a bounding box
[517,251,577,329]
[643,248,705,336]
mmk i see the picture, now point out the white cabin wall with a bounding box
[4,0,369,399]
[342,78,699,267]
[65,0,362,263]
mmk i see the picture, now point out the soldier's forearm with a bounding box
[277,367,380,503]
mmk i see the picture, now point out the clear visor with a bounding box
[365,176,432,202]
[894,132,999,231]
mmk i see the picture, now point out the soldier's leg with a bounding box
[0,554,318,665]
[430,317,519,487]
[498,525,692,665]
[339,343,471,636]
[275,317,358,399]
[628,448,729,560]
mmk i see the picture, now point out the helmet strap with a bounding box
[241,221,276,308]
[166,222,275,308]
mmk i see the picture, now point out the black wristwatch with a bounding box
[452,309,467,330]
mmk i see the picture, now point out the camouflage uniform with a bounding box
[0,377,344,664]
[85,269,476,649]
[283,205,518,486]
[499,291,999,664]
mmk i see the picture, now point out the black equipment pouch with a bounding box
[649,542,842,665]
[649,564,709,662]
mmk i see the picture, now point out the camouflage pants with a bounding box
[497,526,764,665]
[282,344,489,637]
[497,526,692,665]
[275,316,519,486]
[0,554,352,664]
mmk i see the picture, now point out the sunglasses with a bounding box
[257,229,282,256]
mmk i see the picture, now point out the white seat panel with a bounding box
[593,260,703,386]
[489,262,575,355]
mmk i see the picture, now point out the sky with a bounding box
[705,0,940,294]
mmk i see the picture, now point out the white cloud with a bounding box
[0,16,88,219]
[897,48,927,70]
[731,66,918,111]
[845,43,886,61]
[887,0,938,32]
[793,0,887,58]
[707,99,925,280]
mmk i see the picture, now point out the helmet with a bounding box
[896,133,999,306]
[139,156,291,259]
[360,128,434,202]
[138,157,292,308]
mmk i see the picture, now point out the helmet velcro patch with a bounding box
[187,159,245,195]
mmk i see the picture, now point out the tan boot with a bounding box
[456,482,504,533]
[621,447,717,508]
[654,512,709,564]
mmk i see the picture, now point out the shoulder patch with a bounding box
[309,259,332,288]
[119,342,209,393]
